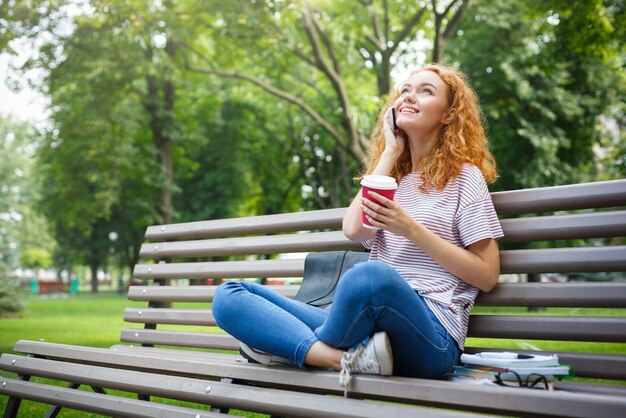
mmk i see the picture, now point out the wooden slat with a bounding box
[552,382,626,396]
[8,341,626,417]
[463,347,626,380]
[141,180,626,242]
[133,246,626,280]
[133,259,305,280]
[499,210,626,243]
[120,329,240,350]
[1,355,450,418]
[140,231,363,259]
[125,282,626,308]
[145,208,346,241]
[467,315,626,342]
[500,245,626,274]
[0,377,225,418]
[120,316,626,351]
[491,179,626,214]
[138,211,626,259]
[127,285,299,302]
[475,282,626,308]
[124,308,216,326]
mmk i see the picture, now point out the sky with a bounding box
[0,52,49,126]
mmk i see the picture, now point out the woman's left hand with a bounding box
[361,191,415,237]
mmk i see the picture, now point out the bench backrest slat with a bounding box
[122,309,626,343]
[491,179,626,214]
[124,308,216,326]
[121,329,238,350]
[145,208,347,241]
[138,211,626,259]
[499,246,626,274]
[134,259,305,280]
[463,348,626,380]
[498,210,626,243]
[140,231,362,259]
[127,282,626,307]
[468,315,626,342]
[142,179,626,241]
[134,245,626,279]
[476,282,626,307]
[127,284,297,302]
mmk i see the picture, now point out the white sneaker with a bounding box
[339,332,393,396]
[239,342,297,367]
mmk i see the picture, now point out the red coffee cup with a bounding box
[360,175,398,229]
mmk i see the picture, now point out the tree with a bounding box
[180,0,469,206]
[446,0,625,191]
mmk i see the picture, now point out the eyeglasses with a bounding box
[494,371,549,390]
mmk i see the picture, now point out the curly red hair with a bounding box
[361,64,497,191]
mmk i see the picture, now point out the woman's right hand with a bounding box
[383,108,405,158]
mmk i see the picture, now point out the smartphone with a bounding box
[389,108,398,130]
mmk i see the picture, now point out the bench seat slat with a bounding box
[0,377,227,418]
[7,341,626,417]
[468,315,626,342]
[2,355,452,418]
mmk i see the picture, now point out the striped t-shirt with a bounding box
[363,164,504,349]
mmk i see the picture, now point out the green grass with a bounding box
[1,293,625,417]
[0,293,259,417]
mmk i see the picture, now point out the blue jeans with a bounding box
[212,260,459,378]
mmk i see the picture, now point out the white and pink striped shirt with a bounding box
[363,164,504,349]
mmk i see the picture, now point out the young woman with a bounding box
[212,63,503,392]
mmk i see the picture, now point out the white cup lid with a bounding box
[360,175,398,189]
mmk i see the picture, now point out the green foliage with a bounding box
[1,0,624,287]
[0,115,56,272]
[0,274,23,318]
[446,0,625,190]
[19,248,52,270]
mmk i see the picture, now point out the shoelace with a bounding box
[339,344,365,397]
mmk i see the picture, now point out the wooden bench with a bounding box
[2,179,626,418]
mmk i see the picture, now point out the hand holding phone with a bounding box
[387,108,398,131]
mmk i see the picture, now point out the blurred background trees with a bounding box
[0,0,624,292]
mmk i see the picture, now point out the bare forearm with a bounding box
[343,190,377,242]
[406,222,499,292]
[343,151,398,242]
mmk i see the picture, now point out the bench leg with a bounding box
[3,373,31,418]
[208,378,286,418]
[43,382,79,418]
[210,378,233,414]
[42,382,107,418]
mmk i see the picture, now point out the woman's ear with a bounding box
[442,108,456,125]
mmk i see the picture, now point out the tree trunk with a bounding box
[146,76,175,224]
[90,262,99,293]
